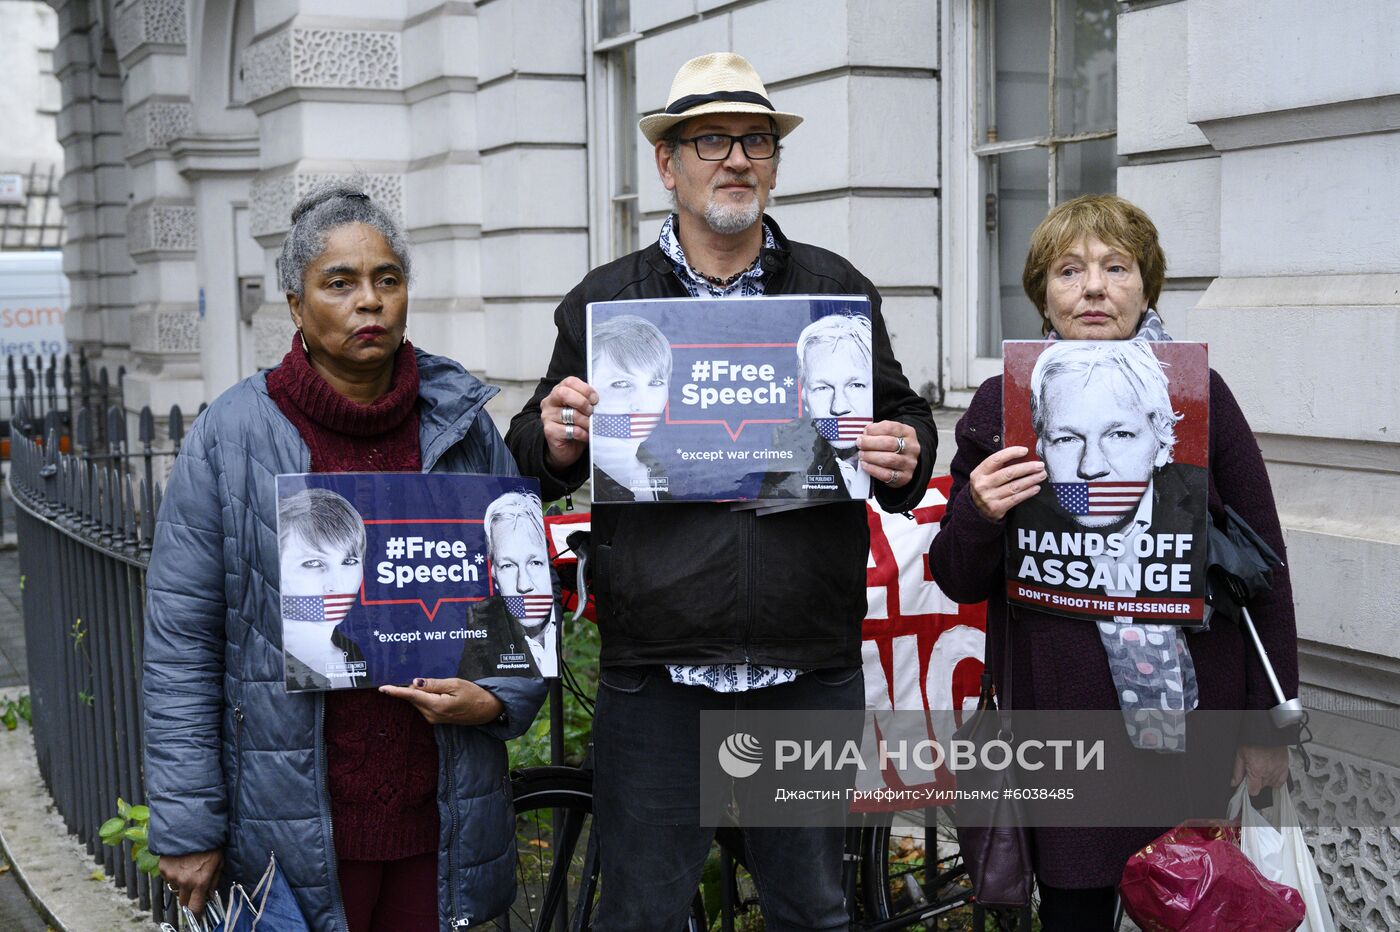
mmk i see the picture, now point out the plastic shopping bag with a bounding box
[1279,786,1338,932]
[1233,783,1337,932]
[1231,781,1286,884]
[1120,820,1306,932]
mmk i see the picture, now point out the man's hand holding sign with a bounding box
[541,375,599,472]
[855,420,922,490]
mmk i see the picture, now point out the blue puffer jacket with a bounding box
[143,349,547,931]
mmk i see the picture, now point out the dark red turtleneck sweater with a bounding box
[267,333,439,862]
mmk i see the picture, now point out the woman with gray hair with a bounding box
[143,184,545,931]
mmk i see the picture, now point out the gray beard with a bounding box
[704,198,761,235]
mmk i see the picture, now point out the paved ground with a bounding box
[0,848,52,932]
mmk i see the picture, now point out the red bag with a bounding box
[1120,821,1306,932]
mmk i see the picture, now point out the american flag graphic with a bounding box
[814,417,871,442]
[1051,481,1148,516]
[592,412,661,439]
[504,594,554,621]
[282,593,358,624]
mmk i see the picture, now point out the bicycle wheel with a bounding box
[509,766,598,932]
[508,766,705,932]
[860,819,973,928]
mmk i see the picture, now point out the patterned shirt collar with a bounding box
[658,213,777,299]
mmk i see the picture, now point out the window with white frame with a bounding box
[944,0,1118,392]
[590,0,640,263]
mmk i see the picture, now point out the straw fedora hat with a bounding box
[639,53,803,145]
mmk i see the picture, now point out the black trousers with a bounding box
[590,663,865,932]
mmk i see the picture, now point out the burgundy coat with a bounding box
[930,370,1300,888]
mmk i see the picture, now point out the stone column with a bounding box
[49,0,134,363]
[243,1,482,375]
[474,0,589,422]
[113,0,203,413]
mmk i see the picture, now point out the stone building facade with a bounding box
[39,0,1400,925]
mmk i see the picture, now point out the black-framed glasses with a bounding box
[676,132,780,161]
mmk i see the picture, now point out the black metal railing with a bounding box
[8,424,184,927]
[3,351,203,538]
[3,350,126,443]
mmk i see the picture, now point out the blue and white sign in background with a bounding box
[586,295,874,503]
[275,473,557,693]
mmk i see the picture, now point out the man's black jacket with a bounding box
[506,215,938,669]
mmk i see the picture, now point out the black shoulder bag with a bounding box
[952,609,1035,908]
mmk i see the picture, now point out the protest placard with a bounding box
[1002,340,1210,623]
[586,295,873,503]
[275,473,557,692]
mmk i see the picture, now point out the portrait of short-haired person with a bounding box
[763,313,875,499]
[507,52,937,931]
[464,490,557,678]
[589,314,672,501]
[278,487,370,691]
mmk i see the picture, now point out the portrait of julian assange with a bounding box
[1011,339,1207,600]
[761,312,874,500]
[466,490,558,678]
[277,487,370,691]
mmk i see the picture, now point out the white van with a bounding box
[0,250,69,360]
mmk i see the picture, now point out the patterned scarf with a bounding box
[658,213,776,299]
[1049,308,1200,752]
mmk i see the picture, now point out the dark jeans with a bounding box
[1036,882,1117,931]
[338,851,437,932]
[591,664,865,932]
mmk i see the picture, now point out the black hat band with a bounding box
[665,90,775,115]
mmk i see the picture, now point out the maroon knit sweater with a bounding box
[267,333,440,862]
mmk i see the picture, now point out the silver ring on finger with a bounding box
[889,468,900,484]
[564,424,575,442]
[561,406,575,427]
[167,883,178,893]
[895,436,906,455]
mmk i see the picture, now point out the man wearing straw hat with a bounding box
[507,53,938,930]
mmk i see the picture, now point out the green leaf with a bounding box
[117,797,130,818]
[89,869,106,882]
[700,854,722,929]
[122,825,147,844]
[16,695,30,724]
[128,805,149,823]
[1,707,15,731]
[135,849,160,875]
[99,817,127,843]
